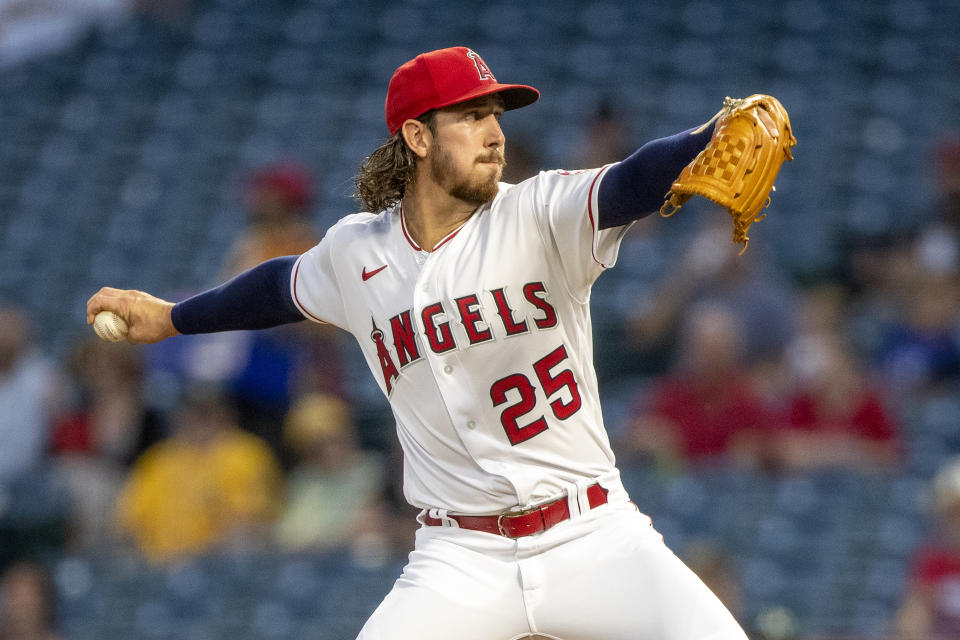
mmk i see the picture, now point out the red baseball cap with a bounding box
[385,46,539,136]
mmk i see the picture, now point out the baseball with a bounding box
[93,311,128,342]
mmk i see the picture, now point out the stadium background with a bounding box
[0,0,959,639]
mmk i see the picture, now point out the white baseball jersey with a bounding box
[291,165,633,514]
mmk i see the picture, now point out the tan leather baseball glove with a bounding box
[660,94,797,253]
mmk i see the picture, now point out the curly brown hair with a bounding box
[353,112,436,213]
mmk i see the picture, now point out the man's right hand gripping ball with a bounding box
[86,287,179,344]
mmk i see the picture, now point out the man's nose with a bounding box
[485,115,505,148]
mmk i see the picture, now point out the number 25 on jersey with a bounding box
[490,344,582,445]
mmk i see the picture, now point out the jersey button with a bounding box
[466,420,476,430]
[443,364,453,374]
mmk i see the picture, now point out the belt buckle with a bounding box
[497,513,509,537]
[498,501,550,537]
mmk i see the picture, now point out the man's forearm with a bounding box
[597,124,714,229]
[172,255,305,334]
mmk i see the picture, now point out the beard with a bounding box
[430,139,506,206]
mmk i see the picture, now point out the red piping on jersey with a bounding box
[433,227,463,250]
[586,164,614,269]
[291,257,327,324]
[399,202,465,252]
[399,204,423,251]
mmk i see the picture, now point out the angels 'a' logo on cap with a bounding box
[466,49,494,81]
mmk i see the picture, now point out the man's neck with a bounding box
[401,181,482,252]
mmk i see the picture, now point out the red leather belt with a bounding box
[423,483,608,539]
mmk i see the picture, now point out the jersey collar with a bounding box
[398,202,470,253]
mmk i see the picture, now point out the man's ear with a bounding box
[401,119,431,159]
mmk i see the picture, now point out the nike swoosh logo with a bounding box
[362,264,388,281]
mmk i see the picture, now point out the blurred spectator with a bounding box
[844,139,960,398]
[114,383,282,564]
[875,241,960,396]
[770,286,901,473]
[147,161,345,460]
[621,304,772,471]
[0,303,68,564]
[895,456,960,640]
[220,162,343,459]
[274,393,387,556]
[627,215,798,375]
[753,283,850,407]
[0,561,63,640]
[49,337,164,551]
[0,305,63,483]
[775,337,899,472]
[0,305,66,562]
[52,337,162,463]
[201,324,345,464]
[222,161,320,277]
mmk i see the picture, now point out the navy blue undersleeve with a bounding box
[171,255,304,334]
[597,123,715,230]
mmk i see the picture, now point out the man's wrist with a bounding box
[163,301,180,338]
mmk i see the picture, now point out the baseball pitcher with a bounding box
[89,46,794,639]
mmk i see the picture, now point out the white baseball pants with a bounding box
[356,478,748,640]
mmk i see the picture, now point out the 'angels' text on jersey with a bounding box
[370,280,558,396]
